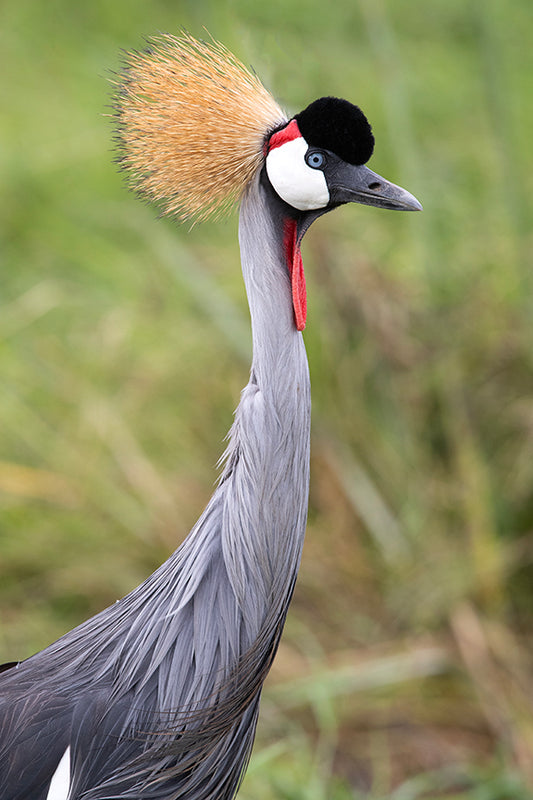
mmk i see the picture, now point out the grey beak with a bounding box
[329,163,422,212]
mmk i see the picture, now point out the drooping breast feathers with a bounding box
[113,33,287,222]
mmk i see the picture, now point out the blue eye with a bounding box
[305,150,325,169]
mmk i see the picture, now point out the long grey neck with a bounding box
[238,171,309,398]
[215,170,311,626]
[238,169,311,463]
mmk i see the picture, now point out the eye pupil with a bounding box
[306,150,325,169]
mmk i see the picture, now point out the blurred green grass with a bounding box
[1,0,533,796]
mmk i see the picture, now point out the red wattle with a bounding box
[283,219,307,331]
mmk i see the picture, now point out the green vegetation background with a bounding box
[2,0,532,797]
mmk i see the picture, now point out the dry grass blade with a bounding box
[451,602,533,783]
[0,460,77,505]
[113,32,287,222]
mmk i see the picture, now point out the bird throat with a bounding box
[283,218,307,331]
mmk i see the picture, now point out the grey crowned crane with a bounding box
[0,33,421,800]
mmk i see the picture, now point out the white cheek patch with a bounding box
[266,137,330,211]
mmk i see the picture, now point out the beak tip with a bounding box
[399,188,423,212]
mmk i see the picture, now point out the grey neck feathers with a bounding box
[220,170,311,623]
[239,172,309,397]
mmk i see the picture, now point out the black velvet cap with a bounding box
[295,96,374,166]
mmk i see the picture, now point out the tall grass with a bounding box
[1,0,532,795]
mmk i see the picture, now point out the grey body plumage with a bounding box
[0,172,311,799]
[0,34,420,799]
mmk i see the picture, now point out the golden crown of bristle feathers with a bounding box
[113,33,287,222]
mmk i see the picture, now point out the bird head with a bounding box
[114,34,421,330]
[261,97,422,330]
[114,34,420,222]
[265,97,421,214]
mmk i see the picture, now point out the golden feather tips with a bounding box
[113,33,287,222]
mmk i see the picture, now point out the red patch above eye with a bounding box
[267,119,302,153]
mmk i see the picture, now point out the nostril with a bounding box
[368,181,381,191]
